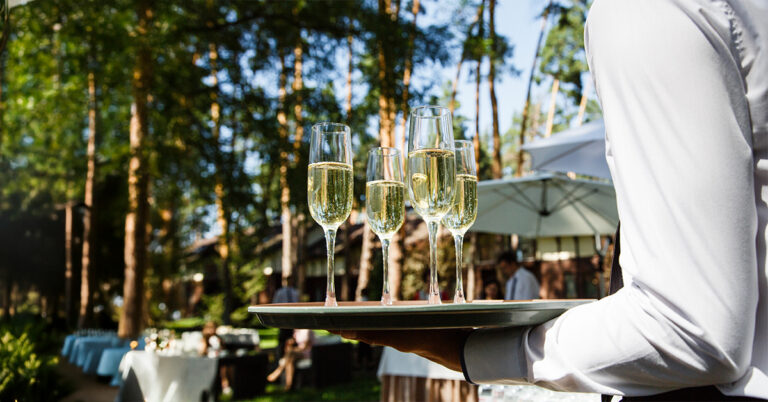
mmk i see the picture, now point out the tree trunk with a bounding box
[576,79,590,126]
[345,33,353,126]
[209,42,234,324]
[488,0,502,179]
[292,38,306,294]
[119,0,152,339]
[516,0,552,177]
[397,0,419,154]
[65,203,74,326]
[544,78,559,137]
[342,32,354,301]
[79,68,99,329]
[356,226,375,301]
[473,59,482,168]
[277,49,293,281]
[377,0,395,147]
[387,0,419,301]
[358,0,396,300]
[449,3,485,115]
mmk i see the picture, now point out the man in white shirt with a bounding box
[498,251,540,300]
[336,0,768,399]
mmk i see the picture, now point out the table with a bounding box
[97,346,131,386]
[377,347,477,402]
[118,350,218,402]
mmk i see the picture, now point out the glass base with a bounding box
[324,295,338,307]
[381,293,393,306]
[428,293,442,305]
[453,294,466,304]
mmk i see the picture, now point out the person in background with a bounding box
[481,279,501,300]
[267,329,315,391]
[272,276,299,357]
[199,321,233,396]
[498,251,540,300]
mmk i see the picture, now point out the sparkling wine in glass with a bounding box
[308,123,353,307]
[441,140,478,304]
[366,147,405,306]
[407,106,456,305]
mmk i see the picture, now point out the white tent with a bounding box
[522,120,611,180]
[469,173,618,237]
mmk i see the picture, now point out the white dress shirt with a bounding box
[505,268,540,300]
[463,0,768,398]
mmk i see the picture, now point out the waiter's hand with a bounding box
[329,329,472,373]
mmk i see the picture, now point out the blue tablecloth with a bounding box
[81,338,122,374]
[98,347,131,386]
[61,334,78,358]
[70,336,120,368]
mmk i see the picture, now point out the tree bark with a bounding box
[277,49,293,281]
[65,203,74,326]
[79,68,99,329]
[356,226,375,301]
[292,38,305,294]
[209,42,234,324]
[377,0,395,147]
[119,0,152,339]
[544,78,559,137]
[576,79,590,126]
[345,33,353,126]
[488,0,502,179]
[516,0,552,176]
[397,0,419,153]
[387,0,419,301]
[473,59,482,168]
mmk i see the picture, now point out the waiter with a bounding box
[336,1,768,399]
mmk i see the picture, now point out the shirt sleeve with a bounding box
[463,0,758,395]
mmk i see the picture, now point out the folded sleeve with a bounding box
[463,0,758,395]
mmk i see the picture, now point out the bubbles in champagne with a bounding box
[407,149,456,220]
[442,174,478,234]
[366,180,405,238]
[308,162,353,229]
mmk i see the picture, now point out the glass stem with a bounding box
[324,228,338,307]
[453,234,466,303]
[427,220,441,304]
[381,238,392,305]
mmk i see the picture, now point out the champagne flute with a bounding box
[308,123,353,307]
[407,106,456,305]
[441,140,478,304]
[366,147,405,306]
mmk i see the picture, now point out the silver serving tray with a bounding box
[248,299,593,330]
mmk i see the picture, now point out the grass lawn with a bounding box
[246,376,380,402]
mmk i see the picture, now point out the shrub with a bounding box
[0,331,58,401]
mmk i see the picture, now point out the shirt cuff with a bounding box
[462,326,530,384]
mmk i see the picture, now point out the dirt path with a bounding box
[57,361,119,402]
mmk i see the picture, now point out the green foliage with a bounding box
[538,1,590,104]
[0,316,67,401]
[253,376,380,402]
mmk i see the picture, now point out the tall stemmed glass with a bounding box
[366,148,405,306]
[407,106,456,305]
[308,123,353,307]
[441,140,478,304]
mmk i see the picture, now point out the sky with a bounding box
[444,0,545,137]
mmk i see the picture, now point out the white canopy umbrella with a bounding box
[522,120,611,180]
[469,173,618,237]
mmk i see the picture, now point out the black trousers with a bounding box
[605,386,763,401]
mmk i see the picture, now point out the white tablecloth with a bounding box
[377,347,465,380]
[119,351,218,402]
